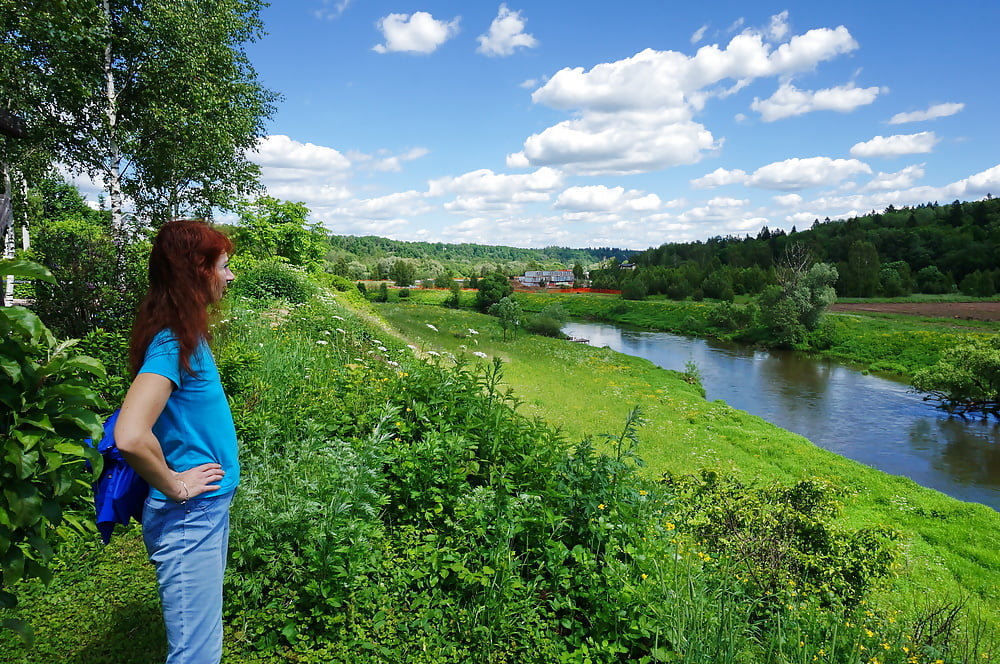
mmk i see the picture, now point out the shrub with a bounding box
[707,301,755,332]
[524,303,568,338]
[0,260,105,643]
[621,276,647,300]
[661,471,901,610]
[29,218,148,337]
[228,260,317,303]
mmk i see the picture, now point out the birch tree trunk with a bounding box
[101,0,126,243]
[1,163,14,305]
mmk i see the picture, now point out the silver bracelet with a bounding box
[177,480,190,504]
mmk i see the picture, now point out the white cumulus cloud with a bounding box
[850,132,939,158]
[428,167,563,198]
[373,12,460,54]
[555,185,661,212]
[515,16,861,175]
[889,102,964,124]
[752,82,882,121]
[747,157,872,190]
[691,167,748,188]
[863,164,926,191]
[477,4,537,57]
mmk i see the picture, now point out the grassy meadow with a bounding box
[376,302,1000,621]
[2,279,999,663]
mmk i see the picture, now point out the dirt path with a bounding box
[828,301,1000,322]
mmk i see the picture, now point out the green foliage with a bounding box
[758,259,838,348]
[227,259,317,303]
[443,279,461,308]
[28,218,149,337]
[911,335,1000,416]
[234,197,327,268]
[488,296,521,340]
[917,265,954,294]
[662,472,901,610]
[879,261,914,297]
[620,275,647,300]
[0,260,105,643]
[475,272,513,312]
[388,258,417,287]
[959,270,997,297]
[706,301,757,332]
[630,197,1000,298]
[524,303,567,338]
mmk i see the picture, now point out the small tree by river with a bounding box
[911,335,1000,417]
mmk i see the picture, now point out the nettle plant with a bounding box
[0,260,105,644]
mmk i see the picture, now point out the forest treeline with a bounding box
[325,234,631,283]
[589,198,1000,300]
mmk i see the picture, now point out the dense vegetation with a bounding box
[6,265,998,662]
[2,181,999,661]
[586,198,1000,300]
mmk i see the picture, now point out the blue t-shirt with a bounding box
[139,330,240,501]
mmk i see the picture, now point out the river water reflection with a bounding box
[563,321,1000,511]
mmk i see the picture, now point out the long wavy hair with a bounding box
[129,220,234,377]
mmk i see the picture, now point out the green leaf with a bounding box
[1,617,35,647]
[0,356,22,383]
[0,259,55,283]
[4,446,39,479]
[4,482,43,528]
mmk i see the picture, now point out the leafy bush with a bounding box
[524,303,567,338]
[661,471,901,610]
[228,259,317,303]
[475,273,512,312]
[29,218,148,337]
[707,301,755,332]
[0,260,105,643]
[911,335,1000,416]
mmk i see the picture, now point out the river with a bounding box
[563,321,1000,511]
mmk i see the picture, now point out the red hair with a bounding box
[129,220,234,376]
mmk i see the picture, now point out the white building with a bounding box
[518,270,575,287]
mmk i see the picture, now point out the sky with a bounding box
[236,1,1000,249]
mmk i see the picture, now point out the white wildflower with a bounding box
[336,328,346,334]
[316,340,328,345]
[427,350,440,357]
[467,328,478,335]
[322,330,331,335]
[333,315,345,321]
[407,344,418,351]
[426,324,438,332]
[472,351,487,358]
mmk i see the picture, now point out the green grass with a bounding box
[4,288,998,663]
[377,302,1000,635]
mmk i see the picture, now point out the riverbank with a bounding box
[377,302,1000,637]
[401,288,999,378]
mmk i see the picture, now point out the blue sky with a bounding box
[240,0,1000,250]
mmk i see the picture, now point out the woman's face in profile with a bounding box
[212,252,235,302]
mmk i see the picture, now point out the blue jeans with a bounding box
[143,492,234,664]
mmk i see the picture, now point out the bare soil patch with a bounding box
[829,301,1000,322]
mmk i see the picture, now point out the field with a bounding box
[829,301,1000,322]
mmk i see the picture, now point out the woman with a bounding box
[115,219,239,664]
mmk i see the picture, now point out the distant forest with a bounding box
[587,197,1000,300]
[326,198,999,298]
[325,234,632,282]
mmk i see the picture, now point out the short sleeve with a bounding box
[139,331,182,389]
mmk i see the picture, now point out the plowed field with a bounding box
[828,301,1000,321]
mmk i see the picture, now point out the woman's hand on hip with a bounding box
[171,463,225,502]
